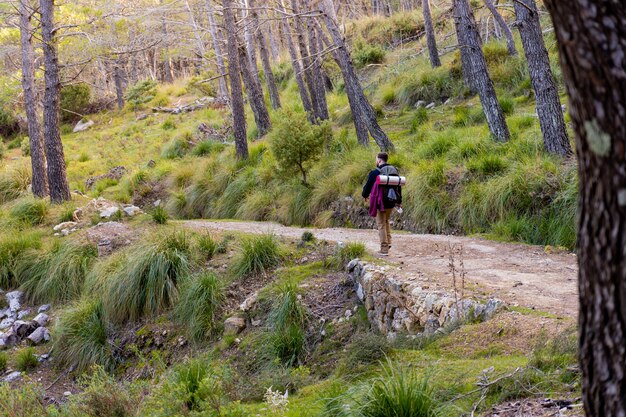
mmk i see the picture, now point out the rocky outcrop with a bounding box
[0,291,53,349]
[346,259,504,336]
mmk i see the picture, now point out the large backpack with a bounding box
[379,165,401,205]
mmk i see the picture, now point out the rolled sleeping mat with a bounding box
[377,175,406,186]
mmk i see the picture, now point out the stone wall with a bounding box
[346,259,504,336]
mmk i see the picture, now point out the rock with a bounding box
[64,391,72,397]
[414,100,426,108]
[97,238,113,257]
[123,205,142,216]
[2,371,22,383]
[482,298,505,320]
[239,291,259,312]
[53,221,77,232]
[251,319,262,327]
[0,316,14,330]
[14,320,37,338]
[345,309,353,318]
[136,113,149,121]
[425,102,436,109]
[38,304,51,313]
[73,119,94,133]
[27,327,51,345]
[0,330,18,349]
[0,309,7,320]
[147,160,156,168]
[7,291,23,312]
[17,309,31,320]
[224,317,246,335]
[153,199,161,207]
[99,206,120,219]
[444,98,452,105]
[33,313,49,327]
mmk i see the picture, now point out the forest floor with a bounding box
[185,219,578,319]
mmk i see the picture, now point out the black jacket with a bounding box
[362,164,402,209]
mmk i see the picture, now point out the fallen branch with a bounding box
[152,97,225,114]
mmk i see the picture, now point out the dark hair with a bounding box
[377,152,388,162]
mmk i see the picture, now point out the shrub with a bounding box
[0,167,31,204]
[10,197,48,225]
[411,108,429,132]
[73,366,136,417]
[300,231,316,244]
[467,155,507,177]
[353,39,386,68]
[60,83,91,122]
[0,142,5,160]
[18,240,97,304]
[161,137,189,159]
[216,234,234,254]
[0,383,48,416]
[103,231,192,323]
[359,363,440,417]
[0,230,41,289]
[54,300,115,373]
[396,66,462,107]
[270,109,332,183]
[0,106,20,138]
[230,234,282,279]
[269,282,307,366]
[174,272,224,342]
[125,80,158,111]
[16,347,39,372]
[20,137,30,156]
[342,332,390,372]
[192,140,224,157]
[152,205,169,224]
[499,96,515,115]
[335,242,366,267]
[196,233,217,260]
[0,352,6,372]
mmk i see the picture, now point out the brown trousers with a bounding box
[376,209,392,248]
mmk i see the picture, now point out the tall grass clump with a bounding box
[18,240,97,304]
[230,234,282,279]
[54,300,115,373]
[0,230,41,289]
[72,366,136,417]
[16,347,39,372]
[0,352,6,372]
[103,231,192,323]
[327,242,367,269]
[174,272,224,341]
[9,197,48,225]
[396,66,462,107]
[196,232,217,260]
[359,363,440,417]
[269,282,308,366]
[0,165,31,204]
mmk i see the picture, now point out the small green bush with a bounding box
[499,96,515,115]
[467,155,507,177]
[353,39,386,68]
[10,197,48,225]
[0,230,41,289]
[335,242,366,268]
[161,117,177,130]
[300,231,316,244]
[103,231,192,323]
[175,272,224,341]
[411,108,429,132]
[0,352,7,372]
[153,205,169,224]
[396,67,462,107]
[54,300,115,373]
[20,137,30,156]
[125,80,158,111]
[0,142,5,160]
[0,106,19,139]
[73,366,136,417]
[161,137,189,159]
[270,282,308,366]
[230,234,282,279]
[216,234,235,254]
[196,233,217,260]
[342,332,390,372]
[192,140,224,157]
[16,347,39,372]
[60,83,91,122]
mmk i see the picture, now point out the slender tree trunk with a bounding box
[514,0,570,156]
[250,0,281,109]
[223,0,248,159]
[279,0,314,119]
[483,0,517,56]
[543,1,626,414]
[40,0,70,203]
[160,0,173,83]
[206,0,228,98]
[243,0,261,86]
[19,0,48,198]
[113,60,126,109]
[266,12,280,61]
[318,0,394,151]
[239,39,272,137]
[422,0,441,68]
[453,0,510,142]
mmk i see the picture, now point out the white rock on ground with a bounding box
[3,371,22,383]
[27,327,51,345]
[224,317,246,335]
[38,304,51,313]
[33,313,49,327]
[123,206,142,216]
[73,119,94,133]
[0,330,18,349]
[53,221,77,231]
[99,206,120,218]
[7,291,23,312]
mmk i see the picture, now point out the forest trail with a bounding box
[184,220,578,319]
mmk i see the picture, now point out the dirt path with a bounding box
[183,220,578,319]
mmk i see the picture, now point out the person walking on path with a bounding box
[362,152,402,255]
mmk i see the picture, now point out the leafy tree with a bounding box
[60,83,91,122]
[124,80,158,111]
[270,109,332,184]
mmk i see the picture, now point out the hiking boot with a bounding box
[378,244,389,256]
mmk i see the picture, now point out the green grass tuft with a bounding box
[10,197,48,226]
[16,347,39,372]
[0,230,41,289]
[174,272,224,341]
[230,234,282,279]
[152,205,169,224]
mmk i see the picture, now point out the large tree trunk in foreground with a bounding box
[223,0,248,159]
[514,0,571,156]
[453,0,510,142]
[318,0,394,151]
[483,0,517,56]
[250,0,281,110]
[40,0,70,203]
[206,0,228,98]
[422,0,441,68]
[19,0,48,198]
[543,1,626,415]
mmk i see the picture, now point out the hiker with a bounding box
[362,152,402,255]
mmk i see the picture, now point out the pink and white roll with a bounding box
[377,175,406,186]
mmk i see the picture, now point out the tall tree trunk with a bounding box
[278,0,314,119]
[304,0,329,120]
[543,1,626,414]
[40,0,70,203]
[113,60,126,109]
[206,0,228,98]
[249,0,281,109]
[238,38,272,137]
[453,0,510,142]
[483,0,517,56]
[243,0,261,86]
[19,0,48,198]
[223,0,248,159]
[266,12,280,61]
[422,0,441,68]
[318,0,394,151]
[514,0,571,156]
[160,0,173,83]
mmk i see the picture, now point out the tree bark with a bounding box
[223,0,248,159]
[318,0,394,151]
[304,0,329,120]
[40,0,70,203]
[483,0,517,56]
[206,0,228,98]
[453,0,510,142]
[250,0,281,109]
[514,0,571,156]
[19,0,48,198]
[542,1,626,415]
[243,0,261,86]
[278,0,314,119]
[113,60,126,109]
[422,0,441,68]
[238,37,272,137]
